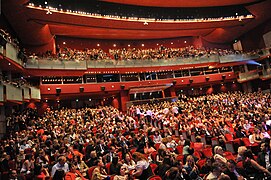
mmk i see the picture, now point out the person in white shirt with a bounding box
[51,156,69,177]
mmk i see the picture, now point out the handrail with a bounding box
[25,53,262,69]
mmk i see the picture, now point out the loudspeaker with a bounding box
[120,85,125,90]
[205,77,210,81]
[79,87,84,93]
[189,79,193,84]
[172,80,177,85]
[56,88,61,94]
[222,75,226,80]
[101,86,105,91]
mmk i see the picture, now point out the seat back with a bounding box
[87,166,96,179]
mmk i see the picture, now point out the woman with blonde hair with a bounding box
[213,146,227,164]
[131,152,153,180]
[183,155,200,179]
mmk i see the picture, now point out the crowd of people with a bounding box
[1,91,271,179]
[28,45,256,62]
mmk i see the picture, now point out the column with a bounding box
[111,97,120,109]
[120,90,129,112]
[161,90,165,98]
[169,86,176,97]
[0,106,6,138]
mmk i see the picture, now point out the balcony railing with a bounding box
[237,70,260,83]
[261,68,271,80]
[25,53,263,69]
[3,39,269,69]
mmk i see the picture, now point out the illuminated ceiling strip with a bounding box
[26,4,254,24]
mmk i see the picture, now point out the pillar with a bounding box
[0,106,6,138]
[266,59,270,69]
[161,90,165,98]
[169,86,176,97]
[111,97,120,109]
[242,82,252,93]
[120,90,129,112]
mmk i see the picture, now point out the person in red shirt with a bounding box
[65,163,86,180]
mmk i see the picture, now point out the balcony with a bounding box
[260,68,271,80]
[25,54,262,69]
[237,70,259,83]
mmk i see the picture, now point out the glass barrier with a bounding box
[219,54,260,63]
[261,68,271,78]
[25,53,265,69]
[238,70,259,82]
[26,58,87,70]
[5,43,23,65]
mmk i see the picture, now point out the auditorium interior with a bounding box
[0,0,271,179]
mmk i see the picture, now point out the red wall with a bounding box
[56,36,194,51]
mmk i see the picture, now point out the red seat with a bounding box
[193,142,204,151]
[225,134,233,141]
[176,154,184,161]
[118,151,123,160]
[193,151,202,159]
[224,151,236,160]
[154,143,161,150]
[236,161,243,168]
[88,166,96,179]
[176,145,183,154]
[151,151,158,162]
[105,163,111,174]
[242,137,258,147]
[197,158,206,169]
[202,148,213,158]
[150,163,158,174]
[130,148,137,154]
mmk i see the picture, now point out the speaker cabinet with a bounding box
[120,85,125,90]
[205,77,210,81]
[79,87,84,93]
[189,79,193,84]
[101,86,105,91]
[56,88,61,94]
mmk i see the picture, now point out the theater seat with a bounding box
[202,148,213,158]
[150,163,158,174]
[88,166,96,179]
[176,145,183,154]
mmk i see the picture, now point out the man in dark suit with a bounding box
[257,140,271,171]
[95,139,109,157]
[224,159,246,180]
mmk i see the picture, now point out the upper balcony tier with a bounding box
[1,39,270,70]
[25,53,263,70]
